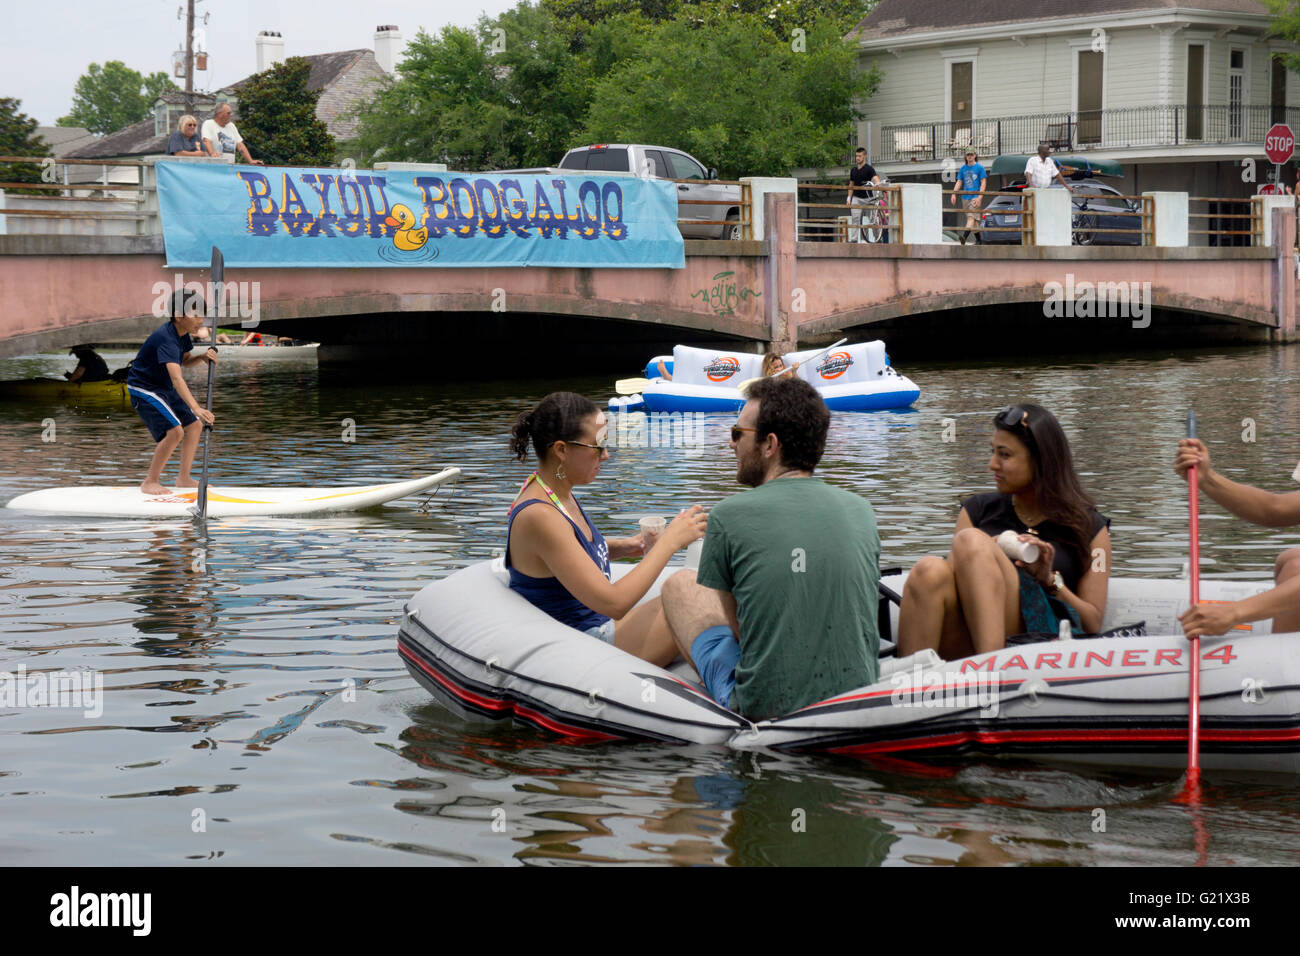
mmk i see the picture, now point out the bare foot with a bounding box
[142,482,171,495]
[174,478,199,488]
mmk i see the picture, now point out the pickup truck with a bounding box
[556,144,743,239]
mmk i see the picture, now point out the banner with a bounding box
[156,161,685,269]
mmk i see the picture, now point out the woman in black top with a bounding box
[898,403,1111,659]
[167,115,205,157]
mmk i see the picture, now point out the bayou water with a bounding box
[2,345,1298,866]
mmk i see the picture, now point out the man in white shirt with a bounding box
[1024,143,1071,191]
[201,103,263,166]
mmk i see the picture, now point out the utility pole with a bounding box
[184,0,195,115]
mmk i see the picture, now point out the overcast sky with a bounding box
[3,0,521,127]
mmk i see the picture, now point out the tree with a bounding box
[543,0,878,37]
[58,61,177,135]
[353,3,595,170]
[579,13,880,178]
[0,98,50,192]
[1264,1,1300,73]
[233,57,336,166]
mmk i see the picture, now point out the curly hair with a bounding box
[744,376,829,472]
[510,392,600,462]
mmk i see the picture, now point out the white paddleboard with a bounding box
[5,468,460,518]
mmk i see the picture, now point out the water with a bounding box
[2,345,1299,866]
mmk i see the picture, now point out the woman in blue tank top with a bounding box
[507,392,708,666]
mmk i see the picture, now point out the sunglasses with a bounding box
[995,405,1031,431]
[566,439,607,452]
[731,425,759,443]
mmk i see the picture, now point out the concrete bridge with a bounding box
[2,187,1297,371]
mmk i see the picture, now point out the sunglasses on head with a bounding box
[995,405,1031,431]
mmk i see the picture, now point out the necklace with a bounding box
[512,471,578,525]
[1012,498,1045,530]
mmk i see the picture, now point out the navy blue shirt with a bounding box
[127,321,192,392]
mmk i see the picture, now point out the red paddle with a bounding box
[1184,409,1202,792]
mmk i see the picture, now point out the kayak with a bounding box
[0,378,127,403]
[210,343,319,360]
[399,564,1300,774]
[6,468,460,518]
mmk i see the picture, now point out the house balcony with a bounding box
[866,105,1300,171]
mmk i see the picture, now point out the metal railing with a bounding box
[672,178,752,239]
[1189,195,1262,245]
[795,182,902,243]
[940,188,1035,243]
[872,105,1300,165]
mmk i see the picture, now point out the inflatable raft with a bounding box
[620,341,920,413]
[399,564,1300,774]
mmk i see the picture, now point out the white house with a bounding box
[847,0,1299,197]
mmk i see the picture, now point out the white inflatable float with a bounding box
[618,341,920,413]
[399,563,1300,774]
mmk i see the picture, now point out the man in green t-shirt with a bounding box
[660,376,880,720]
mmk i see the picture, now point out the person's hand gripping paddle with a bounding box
[735,338,848,394]
[192,246,222,520]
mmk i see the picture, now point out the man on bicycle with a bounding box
[847,147,883,243]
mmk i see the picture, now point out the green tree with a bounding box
[353,3,595,170]
[0,98,50,193]
[1264,1,1300,73]
[57,61,177,135]
[543,0,877,36]
[233,56,336,166]
[579,13,879,177]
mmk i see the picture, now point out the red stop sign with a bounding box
[1265,123,1294,164]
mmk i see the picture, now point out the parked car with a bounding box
[977,178,1143,245]
[557,144,743,239]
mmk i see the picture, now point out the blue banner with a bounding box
[156,161,685,269]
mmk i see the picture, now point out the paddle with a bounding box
[1183,409,1203,792]
[735,338,848,394]
[615,376,653,395]
[193,246,222,520]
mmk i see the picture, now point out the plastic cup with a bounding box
[997,530,1040,564]
[684,539,703,570]
[639,515,666,548]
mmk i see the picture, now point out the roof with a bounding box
[36,126,99,156]
[852,0,1272,41]
[63,118,166,160]
[223,49,370,94]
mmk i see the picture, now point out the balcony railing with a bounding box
[871,105,1300,165]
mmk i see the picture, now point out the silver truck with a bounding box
[556,144,743,239]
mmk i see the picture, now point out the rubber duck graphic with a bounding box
[385,204,428,251]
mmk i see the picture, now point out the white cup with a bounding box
[997,530,1040,564]
[639,515,666,549]
[684,539,703,570]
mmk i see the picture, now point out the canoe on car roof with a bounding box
[989,154,1124,178]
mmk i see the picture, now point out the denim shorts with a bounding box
[584,618,616,645]
[691,625,741,709]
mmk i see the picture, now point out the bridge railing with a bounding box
[672,178,752,239]
[938,188,1035,243]
[794,182,903,243]
[1188,195,1262,246]
[0,155,155,236]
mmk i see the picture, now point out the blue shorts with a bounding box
[691,625,740,710]
[128,385,196,442]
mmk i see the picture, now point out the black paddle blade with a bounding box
[1186,409,1197,440]
[210,246,224,284]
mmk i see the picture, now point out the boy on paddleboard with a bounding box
[126,291,217,495]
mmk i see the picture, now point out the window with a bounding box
[586,148,630,172]
[644,149,669,178]
[559,150,589,169]
[665,152,705,179]
[1229,47,1246,139]
[1187,43,1205,139]
[1272,56,1287,125]
[950,61,972,133]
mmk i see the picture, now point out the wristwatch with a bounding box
[1046,571,1065,596]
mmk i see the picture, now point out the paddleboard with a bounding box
[5,468,460,518]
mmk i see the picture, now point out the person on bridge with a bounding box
[1025,144,1073,192]
[125,290,218,496]
[658,376,882,719]
[64,345,110,383]
[506,392,708,666]
[953,150,987,245]
[201,103,263,166]
[1173,438,1300,637]
[897,404,1111,660]
[846,147,883,244]
[167,115,205,158]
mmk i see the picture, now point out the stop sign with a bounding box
[1265,123,1295,164]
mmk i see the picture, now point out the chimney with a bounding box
[374,25,402,74]
[255,30,285,72]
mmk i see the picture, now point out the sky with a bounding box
[1,0,522,127]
